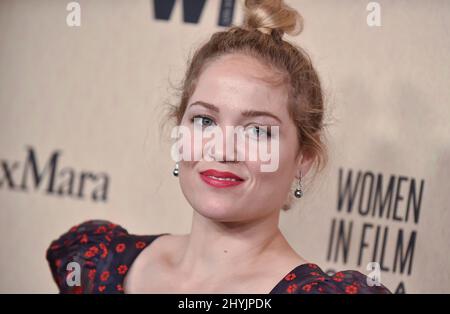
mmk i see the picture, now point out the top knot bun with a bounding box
[242,0,304,37]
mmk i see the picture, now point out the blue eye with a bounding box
[191,115,215,127]
[247,126,271,139]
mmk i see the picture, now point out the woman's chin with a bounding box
[194,204,243,221]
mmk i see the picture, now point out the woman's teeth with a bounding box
[207,175,239,181]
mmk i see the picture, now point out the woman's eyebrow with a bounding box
[241,109,282,124]
[188,101,219,112]
[188,101,282,124]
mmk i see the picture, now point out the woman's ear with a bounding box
[296,150,315,179]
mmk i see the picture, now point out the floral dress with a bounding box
[46,220,392,294]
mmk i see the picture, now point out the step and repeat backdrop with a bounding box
[0,0,449,293]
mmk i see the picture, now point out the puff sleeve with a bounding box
[283,263,392,294]
[45,220,128,293]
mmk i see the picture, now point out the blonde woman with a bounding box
[46,0,391,294]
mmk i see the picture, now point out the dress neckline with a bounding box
[121,233,320,294]
[268,263,319,294]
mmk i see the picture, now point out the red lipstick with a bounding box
[199,169,244,188]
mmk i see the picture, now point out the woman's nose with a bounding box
[205,126,244,162]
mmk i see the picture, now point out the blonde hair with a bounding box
[163,0,328,211]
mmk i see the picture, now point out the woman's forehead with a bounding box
[191,54,289,116]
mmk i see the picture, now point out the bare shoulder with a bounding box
[123,233,187,293]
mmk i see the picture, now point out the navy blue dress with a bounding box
[46,220,392,294]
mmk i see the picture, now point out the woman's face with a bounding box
[177,53,308,222]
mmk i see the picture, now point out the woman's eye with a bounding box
[246,126,271,139]
[191,115,215,127]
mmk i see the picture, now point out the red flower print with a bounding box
[84,245,99,258]
[108,223,117,229]
[135,241,146,249]
[284,273,296,281]
[317,276,325,282]
[69,225,78,233]
[335,271,344,278]
[332,276,343,282]
[115,243,126,253]
[105,235,112,242]
[55,259,62,268]
[310,272,320,276]
[286,284,298,293]
[88,269,96,281]
[100,271,110,282]
[302,284,312,292]
[99,242,108,259]
[95,226,107,234]
[345,284,358,294]
[307,263,318,269]
[117,265,128,275]
[116,284,124,292]
[80,233,88,244]
[50,243,60,250]
[84,251,94,258]
[98,285,106,292]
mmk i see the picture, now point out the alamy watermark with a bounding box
[66,261,81,287]
[170,120,280,172]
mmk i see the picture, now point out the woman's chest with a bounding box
[125,268,281,294]
[122,235,301,294]
[124,255,294,294]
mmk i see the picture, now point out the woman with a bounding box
[46,0,391,294]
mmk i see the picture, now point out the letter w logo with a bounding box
[152,0,236,26]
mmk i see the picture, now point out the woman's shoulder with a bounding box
[46,219,164,293]
[273,263,392,294]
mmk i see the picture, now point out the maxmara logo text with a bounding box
[0,147,109,202]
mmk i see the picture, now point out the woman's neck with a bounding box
[171,210,301,284]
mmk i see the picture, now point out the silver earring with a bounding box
[294,171,303,198]
[172,162,179,177]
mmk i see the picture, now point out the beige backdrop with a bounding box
[0,0,449,293]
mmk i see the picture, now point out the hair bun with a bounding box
[242,0,304,37]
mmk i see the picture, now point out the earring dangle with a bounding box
[172,162,179,177]
[294,171,303,198]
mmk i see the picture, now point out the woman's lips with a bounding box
[199,169,245,188]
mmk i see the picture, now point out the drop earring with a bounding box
[172,162,179,177]
[294,171,303,198]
